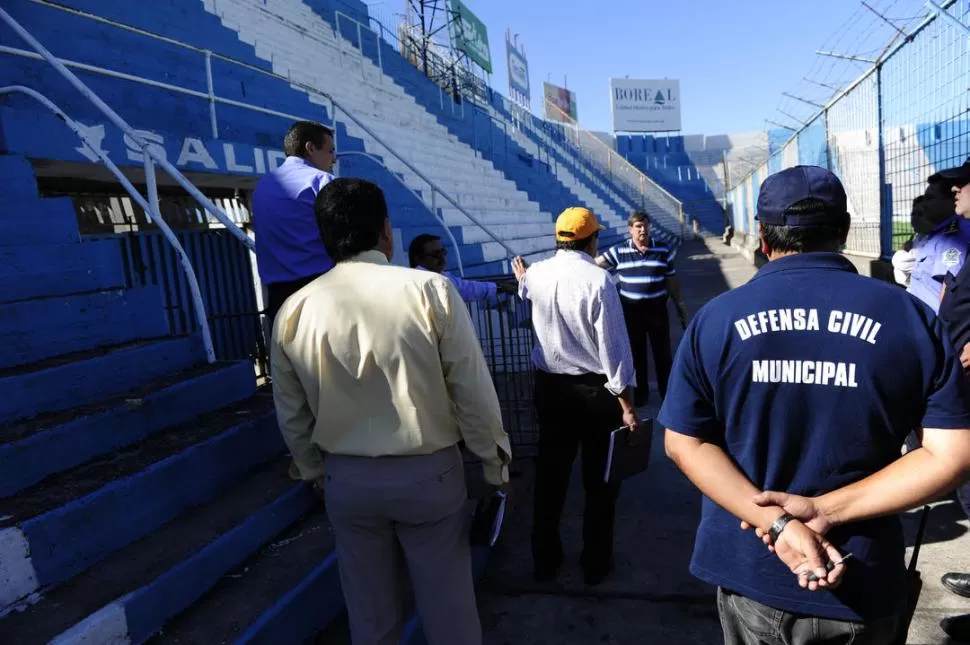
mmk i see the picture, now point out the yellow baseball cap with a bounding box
[555,207,606,242]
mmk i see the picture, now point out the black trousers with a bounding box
[266,274,322,332]
[621,296,673,404]
[718,588,898,645]
[531,370,622,577]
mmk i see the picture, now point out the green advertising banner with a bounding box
[450,0,492,73]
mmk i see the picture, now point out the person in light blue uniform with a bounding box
[660,166,970,645]
[891,179,970,312]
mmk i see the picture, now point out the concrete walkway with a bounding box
[477,238,970,645]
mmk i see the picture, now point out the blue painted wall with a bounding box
[0,0,646,275]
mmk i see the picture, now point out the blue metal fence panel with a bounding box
[114,229,263,369]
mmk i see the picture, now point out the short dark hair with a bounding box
[760,198,849,254]
[284,121,333,158]
[556,232,597,252]
[408,233,441,267]
[315,178,388,263]
[628,211,650,227]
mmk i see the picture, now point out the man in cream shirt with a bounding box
[271,177,511,645]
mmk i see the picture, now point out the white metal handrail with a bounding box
[337,3,687,243]
[540,99,684,212]
[335,11,383,83]
[0,84,218,363]
[0,8,255,253]
[330,98,517,262]
[345,1,687,237]
[325,9,670,251]
[1,1,517,265]
[494,98,686,238]
[335,150,465,276]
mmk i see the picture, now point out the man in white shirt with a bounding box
[271,178,511,645]
[512,207,639,586]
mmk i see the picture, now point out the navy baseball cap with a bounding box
[756,165,848,228]
[928,157,970,185]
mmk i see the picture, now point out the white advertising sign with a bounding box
[610,78,681,132]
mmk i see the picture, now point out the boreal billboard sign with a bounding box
[610,78,681,132]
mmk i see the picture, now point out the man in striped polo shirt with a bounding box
[596,211,687,406]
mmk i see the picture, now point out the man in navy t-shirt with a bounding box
[659,165,970,644]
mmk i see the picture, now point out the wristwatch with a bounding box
[768,513,796,543]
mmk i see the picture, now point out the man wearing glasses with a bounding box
[408,234,516,303]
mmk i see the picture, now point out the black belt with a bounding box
[535,369,608,388]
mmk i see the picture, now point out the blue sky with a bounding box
[448,0,887,137]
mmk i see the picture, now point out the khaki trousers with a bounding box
[323,445,482,645]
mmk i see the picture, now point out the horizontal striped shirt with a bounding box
[598,239,676,301]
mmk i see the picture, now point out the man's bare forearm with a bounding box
[618,387,636,414]
[665,431,785,532]
[817,432,970,527]
[667,276,685,308]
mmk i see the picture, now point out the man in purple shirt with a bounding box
[252,120,336,328]
[408,234,516,302]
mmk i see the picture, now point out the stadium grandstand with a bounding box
[0,0,688,642]
[1,0,968,642]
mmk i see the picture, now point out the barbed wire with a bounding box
[769,0,933,132]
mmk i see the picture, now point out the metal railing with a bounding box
[335,149,467,276]
[496,99,639,210]
[335,5,474,117]
[334,0,687,246]
[490,93,686,238]
[0,84,219,364]
[335,11,383,83]
[0,5,267,362]
[1,1,521,279]
[491,97,687,244]
[330,102,518,268]
[338,0,685,242]
[541,99,684,226]
[726,0,966,260]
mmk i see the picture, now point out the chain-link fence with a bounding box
[727,0,969,260]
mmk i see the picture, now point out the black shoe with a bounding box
[533,554,564,583]
[583,560,615,586]
[943,572,970,598]
[941,613,970,641]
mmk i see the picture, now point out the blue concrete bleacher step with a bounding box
[0,286,169,370]
[0,240,126,304]
[0,196,81,246]
[0,155,39,200]
[148,509,336,645]
[0,359,257,497]
[0,393,283,611]
[1,458,315,645]
[0,334,204,425]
